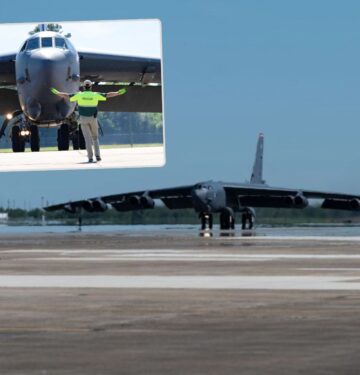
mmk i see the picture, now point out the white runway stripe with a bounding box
[5,249,360,262]
[218,236,360,241]
[0,275,359,290]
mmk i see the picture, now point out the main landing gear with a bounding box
[242,210,254,230]
[199,208,236,231]
[220,208,235,230]
[57,124,86,151]
[198,208,255,232]
[0,111,87,153]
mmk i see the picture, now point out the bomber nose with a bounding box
[192,187,211,211]
[22,49,77,122]
[29,49,68,84]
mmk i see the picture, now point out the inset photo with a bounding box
[0,19,164,171]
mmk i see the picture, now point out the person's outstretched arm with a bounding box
[106,88,127,98]
[50,88,71,99]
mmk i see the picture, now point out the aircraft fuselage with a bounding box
[15,31,80,124]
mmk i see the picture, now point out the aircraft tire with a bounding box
[79,126,86,149]
[209,214,213,229]
[200,213,212,230]
[241,211,253,230]
[11,126,25,153]
[30,125,40,152]
[72,127,86,150]
[72,131,80,150]
[220,208,234,230]
[57,124,70,151]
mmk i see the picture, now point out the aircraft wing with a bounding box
[0,53,16,85]
[44,185,194,213]
[0,53,19,115]
[45,182,360,214]
[224,184,360,210]
[93,85,162,113]
[78,51,162,113]
[0,88,21,115]
[224,184,360,200]
[78,51,161,84]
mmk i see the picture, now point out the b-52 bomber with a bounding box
[0,23,161,152]
[45,133,360,230]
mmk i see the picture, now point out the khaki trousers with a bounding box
[79,115,100,159]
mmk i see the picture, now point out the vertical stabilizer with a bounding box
[250,133,265,185]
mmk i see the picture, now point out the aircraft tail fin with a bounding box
[250,133,265,185]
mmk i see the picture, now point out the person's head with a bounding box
[83,80,93,91]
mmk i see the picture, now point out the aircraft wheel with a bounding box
[208,213,213,229]
[220,208,235,230]
[72,127,86,150]
[30,125,40,152]
[200,213,212,230]
[57,124,70,151]
[72,131,80,150]
[242,211,253,230]
[241,213,247,230]
[79,126,86,149]
[11,126,25,153]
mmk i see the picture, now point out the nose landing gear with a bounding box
[0,111,41,152]
[11,125,26,152]
[199,212,213,230]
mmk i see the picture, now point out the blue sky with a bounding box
[0,19,161,58]
[0,0,360,207]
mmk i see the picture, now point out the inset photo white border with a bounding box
[0,19,165,171]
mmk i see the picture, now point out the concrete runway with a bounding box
[1,232,360,374]
[0,145,165,172]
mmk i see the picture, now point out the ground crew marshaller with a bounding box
[51,80,126,162]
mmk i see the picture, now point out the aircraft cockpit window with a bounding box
[26,38,39,51]
[20,42,27,52]
[41,37,53,48]
[55,37,68,49]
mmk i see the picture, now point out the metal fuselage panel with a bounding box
[15,43,79,123]
[191,181,227,213]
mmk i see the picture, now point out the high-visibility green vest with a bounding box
[70,91,107,116]
[70,91,107,106]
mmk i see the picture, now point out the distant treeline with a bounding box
[4,206,360,225]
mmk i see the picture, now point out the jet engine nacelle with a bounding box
[322,198,360,211]
[63,203,77,214]
[82,200,94,212]
[293,194,308,208]
[112,194,155,212]
[140,195,155,209]
[351,198,360,210]
[82,199,108,212]
[92,199,108,212]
